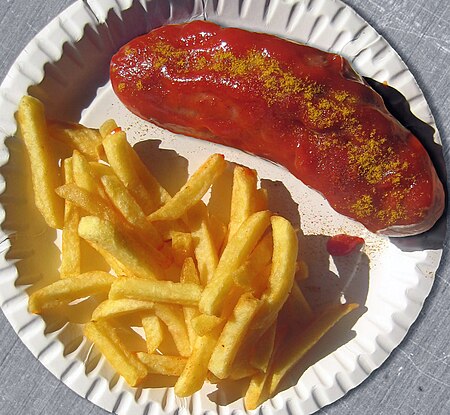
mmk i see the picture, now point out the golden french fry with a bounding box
[84,320,148,386]
[60,158,81,278]
[47,120,103,161]
[154,303,191,357]
[109,277,202,307]
[244,371,269,410]
[102,130,169,214]
[88,242,128,276]
[28,271,115,314]
[56,183,116,223]
[255,216,298,331]
[180,257,200,285]
[78,216,167,280]
[232,232,273,292]
[199,210,271,316]
[148,154,226,222]
[153,219,189,242]
[170,231,194,266]
[186,202,219,286]
[91,299,155,321]
[208,213,227,253]
[89,161,114,178]
[180,258,201,347]
[142,314,164,354]
[137,352,188,377]
[174,324,223,397]
[268,303,359,395]
[17,96,64,229]
[228,165,258,240]
[72,150,107,199]
[191,314,224,337]
[208,293,260,379]
[101,174,163,248]
[99,119,118,138]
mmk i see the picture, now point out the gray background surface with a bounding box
[1,0,449,414]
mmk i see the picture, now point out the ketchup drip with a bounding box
[327,234,365,256]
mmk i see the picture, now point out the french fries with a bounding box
[199,210,271,316]
[147,154,226,222]
[28,271,115,313]
[78,216,168,279]
[109,277,202,307]
[17,96,64,228]
[20,97,359,410]
[141,315,164,353]
[137,352,187,376]
[60,158,81,278]
[84,320,148,387]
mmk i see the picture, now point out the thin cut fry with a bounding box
[142,315,164,354]
[60,158,81,278]
[47,120,103,161]
[186,202,219,285]
[84,320,148,386]
[244,371,269,410]
[99,119,118,138]
[174,324,223,397]
[109,277,202,307]
[255,216,298,332]
[170,231,194,266]
[17,96,64,228]
[28,271,115,313]
[91,299,154,321]
[56,183,116,223]
[233,232,273,293]
[154,303,191,357]
[137,352,187,376]
[78,216,167,280]
[180,257,200,285]
[199,210,271,316]
[208,293,260,379]
[191,314,224,337]
[102,130,169,213]
[72,150,107,199]
[148,154,226,222]
[180,258,201,346]
[101,174,163,248]
[228,165,258,240]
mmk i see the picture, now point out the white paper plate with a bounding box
[0,0,446,414]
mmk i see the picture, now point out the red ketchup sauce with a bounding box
[327,234,365,256]
[110,21,444,235]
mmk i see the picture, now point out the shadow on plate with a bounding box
[133,139,189,196]
[365,78,448,252]
[0,136,61,294]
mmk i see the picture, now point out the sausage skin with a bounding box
[110,21,444,236]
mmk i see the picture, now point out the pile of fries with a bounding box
[17,95,357,409]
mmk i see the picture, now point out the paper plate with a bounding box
[0,0,446,414]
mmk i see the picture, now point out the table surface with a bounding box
[1,1,449,414]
